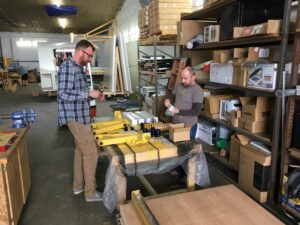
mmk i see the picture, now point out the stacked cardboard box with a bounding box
[139,6,149,40]
[148,0,191,35]
[238,97,271,133]
[177,20,214,45]
[229,134,250,170]
[168,123,190,142]
[238,144,271,203]
[203,94,236,118]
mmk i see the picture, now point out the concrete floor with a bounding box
[0,83,231,225]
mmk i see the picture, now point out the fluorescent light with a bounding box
[70,32,75,43]
[54,0,61,7]
[58,17,67,29]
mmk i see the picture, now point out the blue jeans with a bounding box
[190,123,198,140]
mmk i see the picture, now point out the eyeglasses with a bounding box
[80,49,93,58]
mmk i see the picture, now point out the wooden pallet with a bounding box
[139,34,177,45]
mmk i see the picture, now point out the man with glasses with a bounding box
[57,39,104,202]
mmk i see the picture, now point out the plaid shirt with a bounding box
[57,60,91,126]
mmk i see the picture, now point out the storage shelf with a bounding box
[181,0,238,20]
[198,113,273,146]
[139,70,170,78]
[139,40,177,46]
[196,79,275,96]
[183,34,283,50]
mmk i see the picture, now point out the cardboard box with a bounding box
[240,97,271,122]
[230,134,250,170]
[233,27,244,39]
[177,20,212,45]
[213,50,233,63]
[210,63,233,84]
[238,118,267,133]
[232,58,247,67]
[247,63,277,90]
[195,70,209,81]
[239,144,271,203]
[232,66,248,87]
[168,123,190,142]
[247,47,275,62]
[227,110,242,127]
[233,48,248,59]
[204,95,235,114]
[233,20,284,39]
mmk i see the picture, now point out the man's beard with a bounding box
[182,82,191,87]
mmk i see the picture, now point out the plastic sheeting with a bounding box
[102,143,210,213]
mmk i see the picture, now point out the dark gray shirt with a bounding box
[173,83,204,126]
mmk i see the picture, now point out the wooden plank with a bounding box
[6,146,24,225]
[120,203,142,225]
[116,46,124,93]
[17,137,30,203]
[0,165,10,225]
[137,176,158,195]
[121,185,284,225]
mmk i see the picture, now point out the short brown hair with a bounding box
[185,66,195,76]
[75,39,95,51]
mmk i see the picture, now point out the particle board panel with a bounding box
[120,185,284,225]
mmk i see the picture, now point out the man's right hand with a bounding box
[164,98,171,107]
[89,90,101,99]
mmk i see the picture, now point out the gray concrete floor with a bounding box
[0,83,230,225]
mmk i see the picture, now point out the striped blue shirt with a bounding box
[57,60,91,126]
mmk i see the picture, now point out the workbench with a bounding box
[0,127,31,225]
[101,141,209,213]
[120,184,284,225]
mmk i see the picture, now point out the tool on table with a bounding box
[0,108,37,128]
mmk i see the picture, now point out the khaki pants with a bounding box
[67,122,98,197]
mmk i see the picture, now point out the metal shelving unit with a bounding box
[138,35,177,116]
[180,1,298,223]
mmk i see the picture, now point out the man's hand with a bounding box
[173,107,179,114]
[89,90,105,101]
[164,98,171,107]
[98,92,105,101]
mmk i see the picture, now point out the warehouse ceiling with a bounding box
[0,0,125,34]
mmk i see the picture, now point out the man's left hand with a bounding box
[173,107,179,114]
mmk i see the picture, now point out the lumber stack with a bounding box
[138,6,149,42]
[148,0,191,36]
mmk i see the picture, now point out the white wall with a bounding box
[0,32,69,70]
[116,0,178,93]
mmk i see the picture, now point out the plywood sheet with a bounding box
[120,185,284,225]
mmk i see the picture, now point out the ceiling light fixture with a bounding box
[58,17,67,29]
[55,0,61,7]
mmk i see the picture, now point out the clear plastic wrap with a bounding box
[102,143,210,213]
